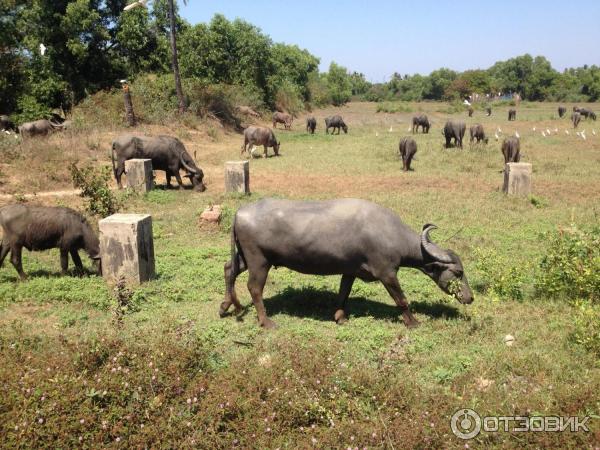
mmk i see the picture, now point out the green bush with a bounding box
[473,248,526,301]
[375,102,413,113]
[535,225,600,303]
[70,163,121,218]
[571,301,600,362]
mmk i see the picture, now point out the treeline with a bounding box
[1,1,598,123]
[360,55,600,103]
[0,1,353,121]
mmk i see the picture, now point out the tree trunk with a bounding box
[123,84,136,126]
[168,0,186,113]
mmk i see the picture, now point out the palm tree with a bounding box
[168,0,186,113]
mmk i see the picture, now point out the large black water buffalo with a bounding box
[18,118,66,138]
[558,106,567,118]
[443,120,466,148]
[572,112,581,128]
[272,111,293,130]
[399,137,417,171]
[469,124,488,144]
[306,117,317,134]
[0,204,101,280]
[501,137,520,164]
[220,199,473,329]
[579,108,596,120]
[241,126,280,158]
[0,115,17,132]
[508,109,516,121]
[325,115,348,134]
[412,114,430,133]
[111,134,206,191]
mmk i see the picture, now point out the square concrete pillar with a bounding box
[503,162,532,196]
[99,214,155,284]
[225,161,250,194]
[125,159,153,193]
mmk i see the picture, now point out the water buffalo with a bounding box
[468,107,474,117]
[508,109,516,121]
[573,106,581,112]
[0,115,17,133]
[241,126,280,158]
[412,114,430,133]
[572,112,581,128]
[306,117,317,134]
[111,134,206,191]
[220,198,473,329]
[18,118,65,138]
[272,112,293,130]
[443,120,466,148]
[325,115,348,134]
[558,106,566,118]
[236,105,261,118]
[486,107,492,116]
[579,108,596,120]
[469,124,488,144]
[0,204,101,280]
[399,137,417,171]
[501,137,520,164]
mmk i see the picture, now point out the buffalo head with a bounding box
[180,155,207,191]
[342,124,348,134]
[419,224,473,304]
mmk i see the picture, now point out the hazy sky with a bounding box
[179,0,600,82]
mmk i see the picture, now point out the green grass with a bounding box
[0,101,599,448]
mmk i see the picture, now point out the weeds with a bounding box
[70,163,120,217]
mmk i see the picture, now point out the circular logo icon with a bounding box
[451,408,481,439]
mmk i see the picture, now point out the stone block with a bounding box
[200,204,222,223]
[125,158,153,192]
[99,213,155,284]
[225,161,250,194]
[503,162,532,196]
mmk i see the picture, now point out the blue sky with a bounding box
[178,0,600,82]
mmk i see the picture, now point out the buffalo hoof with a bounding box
[334,309,348,325]
[260,318,277,329]
[219,301,231,318]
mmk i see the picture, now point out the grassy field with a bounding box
[0,101,599,448]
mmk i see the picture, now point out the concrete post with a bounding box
[503,162,532,196]
[125,159,153,193]
[225,161,250,194]
[99,214,155,285]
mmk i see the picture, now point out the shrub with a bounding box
[571,301,600,362]
[535,225,600,303]
[375,102,413,113]
[472,247,526,301]
[70,163,121,217]
[273,79,304,117]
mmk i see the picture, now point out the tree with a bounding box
[168,0,186,112]
[327,62,352,106]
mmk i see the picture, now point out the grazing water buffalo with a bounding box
[220,198,473,329]
[0,204,101,280]
[579,108,596,120]
[501,137,521,164]
[486,107,492,116]
[236,105,261,118]
[111,134,206,191]
[443,120,466,148]
[0,115,17,132]
[18,118,65,138]
[325,115,348,134]
[469,124,488,144]
[272,112,293,130]
[306,117,317,134]
[468,106,474,117]
[508,109,517,121]
[412,114,430,133]
[573,106,581,112]
[399,137,417,171]
[558,106,567,118]
[572,112,581,128]
[241,126,280,158]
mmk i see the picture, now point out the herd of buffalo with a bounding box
[0,102,596,329]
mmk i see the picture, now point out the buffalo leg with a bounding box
[166,172,173,189]
[174,171,184,189]
[380,274,419,328]
[70,249,84,274]
[60,249,69,274]
[335,274,355,324]
[263,145,268,158]
[220,259,245,317]
[247,264,275,329]
[10,245,26,280]
[0,241,10,267]
[115,164,125,189]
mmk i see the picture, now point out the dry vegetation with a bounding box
[0,101,599,448]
